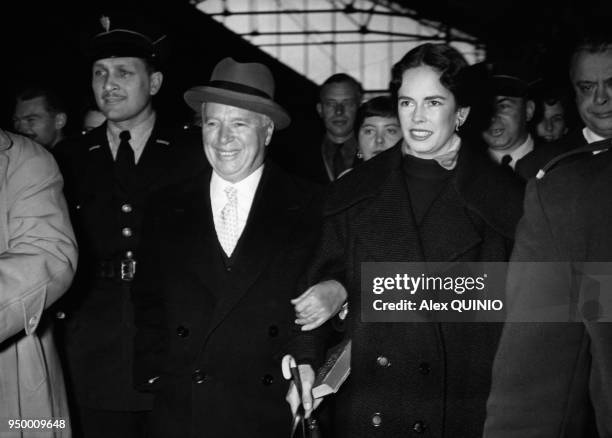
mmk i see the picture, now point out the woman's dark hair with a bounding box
[354,96,398,135]
[390,43,470,108]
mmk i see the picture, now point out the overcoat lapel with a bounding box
[354,166,425,263]
[419,181,482,262]
[204,164,302,339]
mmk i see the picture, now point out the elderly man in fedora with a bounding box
[131,57,322,437]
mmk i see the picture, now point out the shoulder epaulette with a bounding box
[536,138,612,179]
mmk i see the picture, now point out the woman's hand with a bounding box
[292,280,348,330]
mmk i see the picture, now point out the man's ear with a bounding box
[150,71,164,96]
[525,99,535,122]
[316,102,323,119]
[264,120,275,146]
[55,112,67,130]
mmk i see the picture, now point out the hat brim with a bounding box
[184,86,291,130]
[491,77,529,98]
[84,31,167,63]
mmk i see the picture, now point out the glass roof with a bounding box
[197,0,484,94]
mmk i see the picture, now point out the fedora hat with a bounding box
[184,58,291,129]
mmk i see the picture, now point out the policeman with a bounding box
[54,14,203,438]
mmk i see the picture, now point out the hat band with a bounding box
[208,80,271,100]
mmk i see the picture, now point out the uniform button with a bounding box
[371,413,382,427]
[226,266,232,272]
[419,362,431,375]
[376,356,390,367]
[56,311,66,320]
[262,374,274,386]
[176,326,189,338]
[122,227,132,237]
[192,369,208,384]
[75,204,81,210]
[121,203,133,213]
[125,250,134,258]
[413,421,427,433]
[268,325,279,337]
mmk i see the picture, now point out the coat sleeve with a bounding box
[0,134,77,342]
[484,179,592,437]
[287,208,348,367]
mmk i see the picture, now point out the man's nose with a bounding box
[594,85,610,105]
[543,119,553,132]
[219,124,233,144]
[334,103,345,116]
[103,75,118,92]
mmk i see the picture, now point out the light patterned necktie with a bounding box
[218,186,239,256]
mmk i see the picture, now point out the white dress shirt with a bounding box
[210,166,264,245]
[106,111,156,164]
[488,135,535,170]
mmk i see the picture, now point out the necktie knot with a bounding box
[120,130,131,141]
[501,154,512,167]
[224,186,237,202]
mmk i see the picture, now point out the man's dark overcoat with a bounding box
[485,141,612,437]
[515,129,586,179]
[293,142,524,437]
[54,123,205,411]
[131,162,322,437]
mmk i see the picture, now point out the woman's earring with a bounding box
[455,118,463,132]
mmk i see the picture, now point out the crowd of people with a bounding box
[1,11,611,438]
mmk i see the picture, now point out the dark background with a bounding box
[1,0,609,164]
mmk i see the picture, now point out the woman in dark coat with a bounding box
[286,43,524,437]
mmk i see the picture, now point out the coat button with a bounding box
[56,311,66,320]
[192,369,208,384]
[262,374,274,386]
[413,421,427,433]
[371,413,382,427]
[419,362,431,375]
[176,326,189,338]
[121,203,133,213]
[121,227,132,237]
[376,356,390,367]
[268,325,279,337]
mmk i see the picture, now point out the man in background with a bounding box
[13,86,68,149]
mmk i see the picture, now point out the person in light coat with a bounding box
[0,128,77,437]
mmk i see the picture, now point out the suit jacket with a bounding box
[292,142,524,437]
[54,122,205,411]
[485,141,612,437]
[132,162,322,437]
[0,130,77,437]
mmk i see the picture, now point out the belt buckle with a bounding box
[120,258,136,281]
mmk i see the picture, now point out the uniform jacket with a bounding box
[132,162,322,437]
[292,142,524,437]
[0,130,77,437]
[485,140,612,437]
[54,122,205,411]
